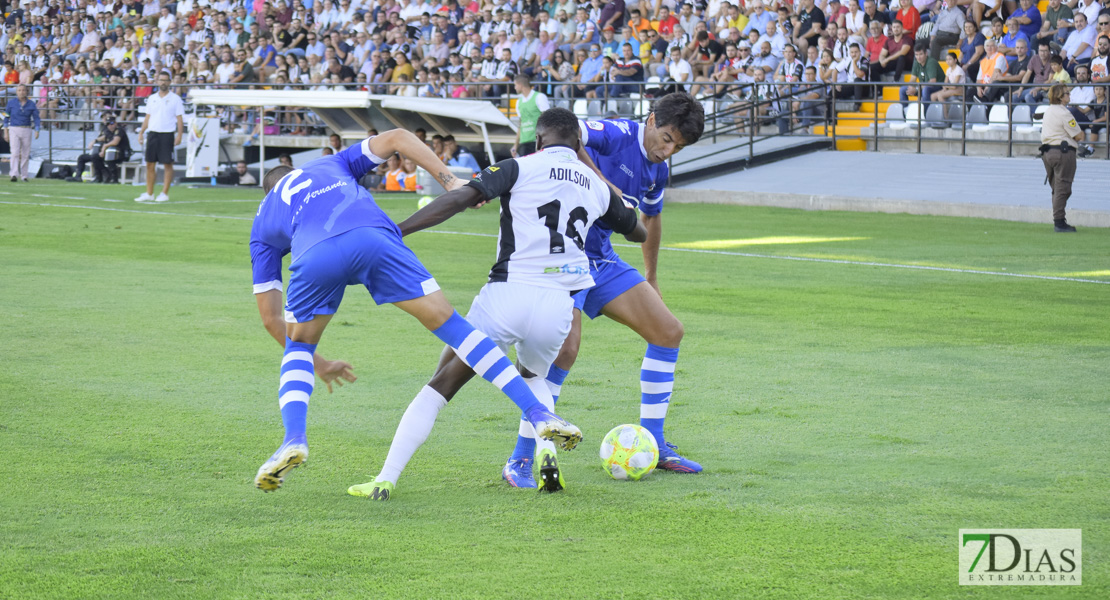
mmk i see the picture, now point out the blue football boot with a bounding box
[502,457,537,488]
[656,442,702,473]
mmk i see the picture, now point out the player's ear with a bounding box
[535,129,545,151]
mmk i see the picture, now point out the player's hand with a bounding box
[34,130,40,140]
[315,358,357,393]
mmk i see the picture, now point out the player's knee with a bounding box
[658,317,684,348]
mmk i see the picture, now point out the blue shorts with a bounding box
[284,226,440,323]
[572,256,645,320]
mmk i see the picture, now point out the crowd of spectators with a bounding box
[0,0,1107,137]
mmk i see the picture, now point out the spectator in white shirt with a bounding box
[157,6,176,32]
[102,37,126,66]
[1062,13,1096,69]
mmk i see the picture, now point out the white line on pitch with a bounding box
[3,199,1107,286]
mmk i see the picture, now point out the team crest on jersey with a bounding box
[586,121,604,131]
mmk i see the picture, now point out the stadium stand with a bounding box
[1,0,1106,170]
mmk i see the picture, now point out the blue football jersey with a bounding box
[578,119,668,261]
[249,138,391,292]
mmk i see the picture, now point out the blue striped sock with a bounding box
[510,364,569,461]
[280,338,317,444]
[432,312,542,415]
[640,344,678,448]
[546,364,569,403]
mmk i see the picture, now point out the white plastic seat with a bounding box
[986,103,1010,130]
[904,102,924,129]
[572,99,589,118]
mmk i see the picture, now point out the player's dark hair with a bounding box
[652,92,705,146]
[263,166,294,193]
[535,107,580,147]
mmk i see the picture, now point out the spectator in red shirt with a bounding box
[865,20,888,80]
[878,20,915,81]
[656,7,679,36]
[895,0,921,39]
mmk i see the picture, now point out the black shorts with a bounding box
[144,131,175,164]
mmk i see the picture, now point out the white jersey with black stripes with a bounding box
[467,145,615,291]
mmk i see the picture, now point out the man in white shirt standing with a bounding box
[136,71,185,203]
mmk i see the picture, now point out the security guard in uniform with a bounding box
[1039,83,1085,233]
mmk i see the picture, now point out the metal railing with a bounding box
[818,81,1110,159]
[11,79,1107,170]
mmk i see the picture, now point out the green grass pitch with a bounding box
[1,181,1107,599]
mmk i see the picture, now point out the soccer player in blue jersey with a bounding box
[249,129,582,492]
[503,92,707,481]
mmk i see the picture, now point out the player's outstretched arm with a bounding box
[254,289,357,393]
[369,129,466,192]
[398,185,486,236]
[401,158,518,236]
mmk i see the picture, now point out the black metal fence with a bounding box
[6,79,1107,168]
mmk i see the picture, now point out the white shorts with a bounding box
[465,282,574,378]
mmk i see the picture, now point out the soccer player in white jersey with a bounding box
[249,129,582,492]
[347,108,647,499]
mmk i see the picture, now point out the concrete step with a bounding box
[860,101,896,114]
[835,139,868,151]
[813,125,864,137]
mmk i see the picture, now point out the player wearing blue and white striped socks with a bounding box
[254,338,316,491]
[639,344,700,472]
[502,364,569,486]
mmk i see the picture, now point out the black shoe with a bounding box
[1054,220,1077,233]
[10,176,16,182]
[536,449,564,493]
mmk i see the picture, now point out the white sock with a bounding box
[376,385,448,485]
[524,377,556,456]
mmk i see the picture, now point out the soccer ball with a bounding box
[599,424,659,481]
[418,195,434,209]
